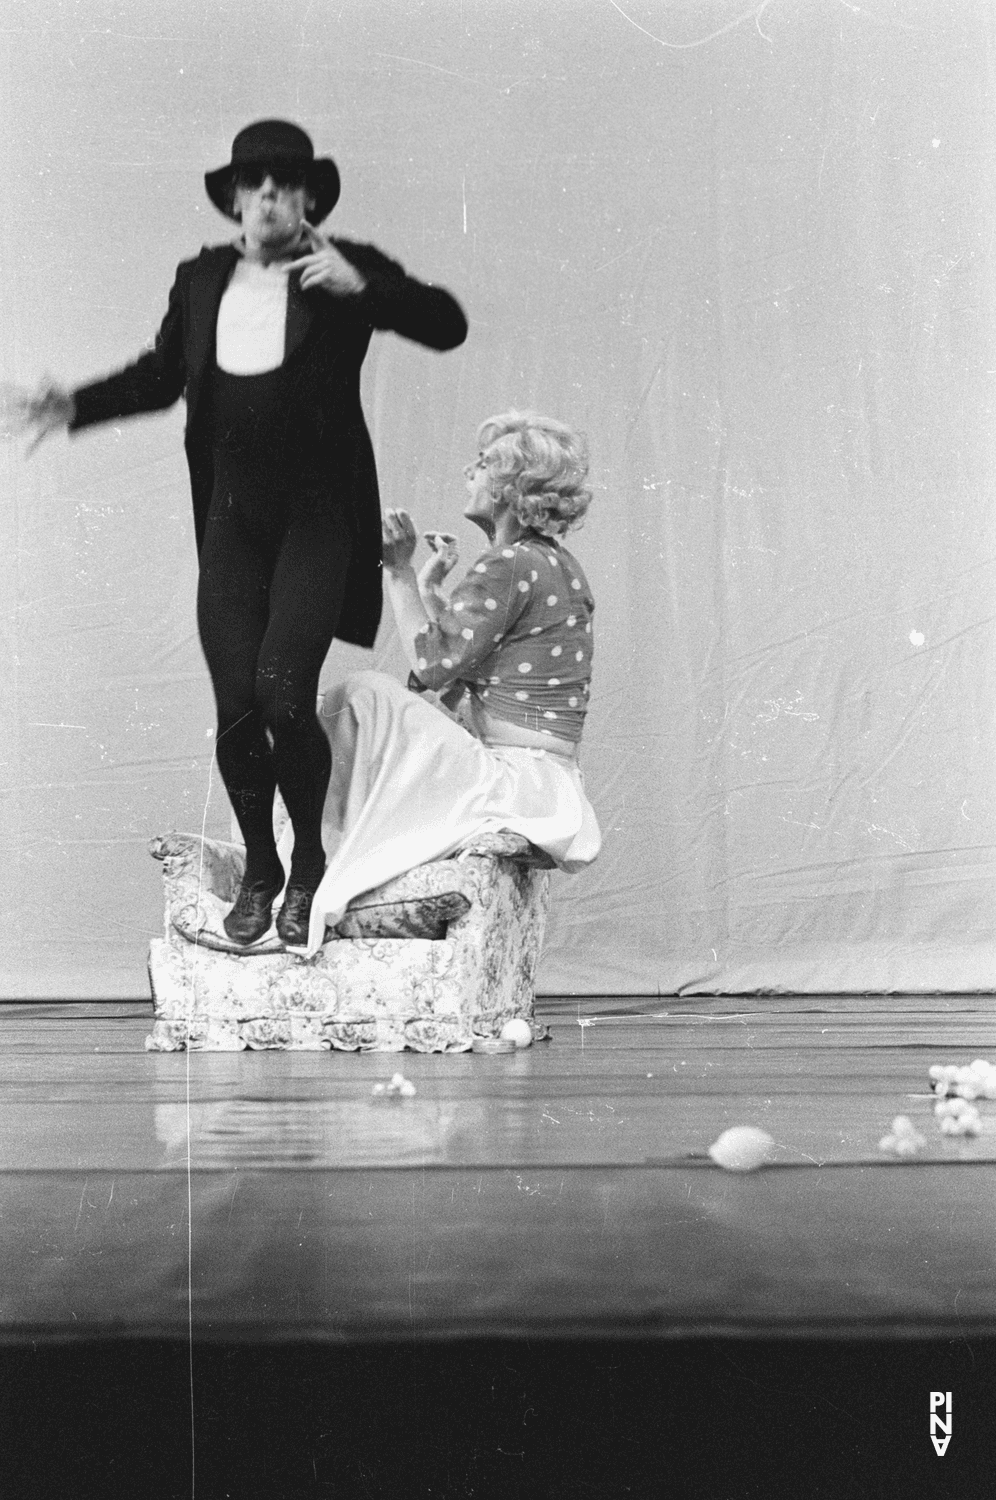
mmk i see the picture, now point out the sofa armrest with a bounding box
[149,833,246,903]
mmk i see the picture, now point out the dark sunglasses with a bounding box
[235,164,308,191]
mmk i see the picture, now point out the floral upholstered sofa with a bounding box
[145,829,554,1053]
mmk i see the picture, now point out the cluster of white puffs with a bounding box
[878,1115,926,1157]
[928,1058,996,1137]
[879,1059,995,1155]
[371,1072,417,1099]
[929,1059,996,1102]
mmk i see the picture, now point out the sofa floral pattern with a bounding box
[146,831,552,1053]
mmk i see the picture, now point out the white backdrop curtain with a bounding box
[2,0,993,997]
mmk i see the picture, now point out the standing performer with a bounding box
[20,119,468,947]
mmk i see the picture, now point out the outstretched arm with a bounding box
[69,263,189,433]
[9,258,190,453]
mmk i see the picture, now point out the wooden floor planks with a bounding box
[0,993,994,1340]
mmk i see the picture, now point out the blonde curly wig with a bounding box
[476,410,592,538]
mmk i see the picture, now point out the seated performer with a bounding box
[17,119,467,949]
[293,410,601,955]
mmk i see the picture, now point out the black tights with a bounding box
[197,499,353,891]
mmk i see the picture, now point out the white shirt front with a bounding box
[215,258,291,375]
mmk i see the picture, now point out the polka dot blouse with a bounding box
[413,536,594,742]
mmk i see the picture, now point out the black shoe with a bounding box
[223,877,283,946]
[276,883,319,947]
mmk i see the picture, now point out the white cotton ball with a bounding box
[373,1072,416,1098]
[707,1126,775,1172]
[879,1117,926,1157]
[938,1105,981,1136]
[500,1018,533,1049]
[892,1135,921,1157]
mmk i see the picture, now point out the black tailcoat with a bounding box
[69,238,468,649]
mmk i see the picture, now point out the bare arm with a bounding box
[416,531,459,621]
[69,259,191,431]
[383,517,467,718]
[382,509,432,673]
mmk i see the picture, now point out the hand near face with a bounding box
[381,508,420,573]
[289,223,367,296]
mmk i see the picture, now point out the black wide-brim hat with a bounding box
[205,119,340,225]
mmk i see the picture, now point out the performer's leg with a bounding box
[255,507,353,902]
[196,511,284,893]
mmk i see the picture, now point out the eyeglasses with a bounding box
[235,165,307,191]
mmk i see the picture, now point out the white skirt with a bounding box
[285,670,601,956]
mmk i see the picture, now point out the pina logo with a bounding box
[930,1392,952,1456]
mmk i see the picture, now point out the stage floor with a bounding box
[1,993,994,1344]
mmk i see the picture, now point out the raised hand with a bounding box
[288,223,367,297]
[0,378,74,453]
[23,378,75,454]
[381,508,420,573]
[417,531,459,593]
